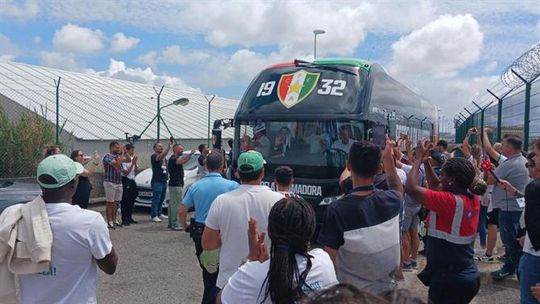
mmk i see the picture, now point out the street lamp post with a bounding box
[205,95,216,147]
[313,29,326,59]
[136,87,189,142]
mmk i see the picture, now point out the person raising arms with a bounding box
[406,140,487,304]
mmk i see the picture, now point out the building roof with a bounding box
[0,61,239,140]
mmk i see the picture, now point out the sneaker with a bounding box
[170,226,183,231]
[159,214,168,219]
[107,222,116,230]
[476,254,495,263]
[491,268,514,280]
[410,260,418,269]
[403,263,414,272]
[474,248,485,256]
[152,216,162,222]
[129,219,138,224]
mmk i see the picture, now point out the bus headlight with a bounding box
[319,195,342,206]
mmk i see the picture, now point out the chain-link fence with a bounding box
[455,42,540,151]
[0,107,57,181]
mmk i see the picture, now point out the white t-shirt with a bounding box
[332,139,354,154]
[396,168,407,186]
[205,185,284,288]
[221,248,338,304]
[524,232,540,257]
[122,162,136,180]
[19,203,113,304]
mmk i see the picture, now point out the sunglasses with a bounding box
[526,162,535,168]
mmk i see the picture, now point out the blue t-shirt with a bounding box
[183,173,239,224]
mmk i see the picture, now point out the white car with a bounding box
[135,151,201,209]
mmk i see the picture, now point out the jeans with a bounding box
[193,228,218,304]
[151,181,167,218]
[499,210,523,273]
[519,253,540,304]
[477,206,487,247]
[121,177,138,223]
[428,265,480,304]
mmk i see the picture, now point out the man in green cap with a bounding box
[202,150,283,293]
[17,154,118,304]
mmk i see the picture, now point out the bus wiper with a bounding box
[294,59,358,76]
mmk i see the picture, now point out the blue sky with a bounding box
[1,0,539,131]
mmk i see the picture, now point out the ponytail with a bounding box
[469,176,487,195]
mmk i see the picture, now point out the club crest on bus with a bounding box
[277,70,320,109]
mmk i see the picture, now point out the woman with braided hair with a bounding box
[406,140,487,304]
[218,197,338,304]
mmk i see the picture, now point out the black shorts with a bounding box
[487,209,499,226]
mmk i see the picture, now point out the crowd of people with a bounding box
[1,128,540,304]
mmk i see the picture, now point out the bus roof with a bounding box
[265,58,371,72]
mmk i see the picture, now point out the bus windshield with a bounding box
[236,120,364,178]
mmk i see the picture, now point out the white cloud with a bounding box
[45,0,438,57]
[32,35,41,44]
[0,33,18,61]
[96,59,200,92]
[389,14,483,78]
[0,0,39,20]
[396,73,499,116]
[110,32,140,53]
[53,23,105,53]
[39,51,86,72]
[137,51,159,69]
[138,45,209,68]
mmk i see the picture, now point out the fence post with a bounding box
[511,69,531,150]
[54,77,61,145]
[487,88,513,143]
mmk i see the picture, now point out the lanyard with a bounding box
[348,185,375,194]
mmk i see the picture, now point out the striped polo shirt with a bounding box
[318,189,402,294]
[103,153,122,184]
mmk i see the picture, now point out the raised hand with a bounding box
[247,218,268,262]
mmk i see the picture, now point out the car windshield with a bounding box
[236,120,364,178]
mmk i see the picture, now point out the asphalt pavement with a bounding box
[93,205,519,304]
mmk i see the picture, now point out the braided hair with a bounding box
[260,197,316,304]
[443,158,487,196]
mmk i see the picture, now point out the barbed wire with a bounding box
[502,42,540,88]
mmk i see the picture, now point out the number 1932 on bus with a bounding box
[256,79,347,97]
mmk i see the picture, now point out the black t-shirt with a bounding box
[525,179,540,250]
[168,155,184,187]
[151,153,168,183]
[198,154,205,166]
[72,175,92,209]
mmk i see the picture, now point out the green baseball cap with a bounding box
[237,150,266,173]
[37,154,84,189]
